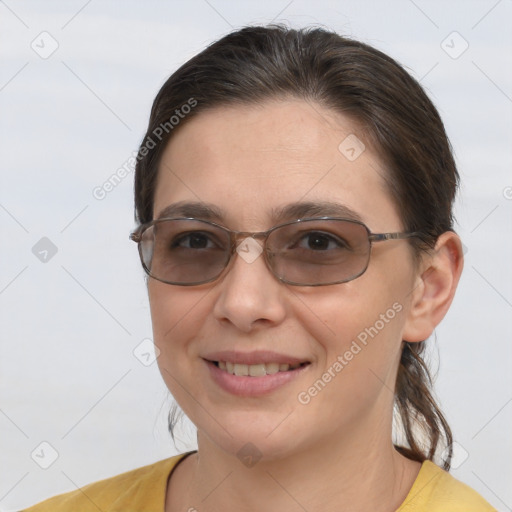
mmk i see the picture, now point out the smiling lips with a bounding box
[205,355,311,396]
[203,350,311,396]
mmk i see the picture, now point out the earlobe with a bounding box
[402,232,464,343]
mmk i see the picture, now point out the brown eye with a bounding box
[172,232,215,249]
[298,232,348,251]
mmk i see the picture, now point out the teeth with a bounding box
[265,363,280,375]
[234,363,249,376]
[249,364,266,377]
[216,361,303,376]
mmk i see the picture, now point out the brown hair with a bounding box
[134,25,457,470]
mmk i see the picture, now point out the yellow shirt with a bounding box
[22,451,496,511]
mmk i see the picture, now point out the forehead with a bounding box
[154,99,401,231]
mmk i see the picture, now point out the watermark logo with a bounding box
[237,442,263,468]
[441,441,469,470]
[236,237,263,264]
[31,441,59,469]
[32,237,58,263]
[31,31,59,59]
[441,31,469,60]
[133,338,160,366]
[338,134,366,161]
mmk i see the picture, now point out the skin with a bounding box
[146,99,464,512]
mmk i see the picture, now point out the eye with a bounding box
[295,231,349,251]
[171,231,222,250]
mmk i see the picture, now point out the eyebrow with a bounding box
[155,200,363,224]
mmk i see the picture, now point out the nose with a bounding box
[212,237,287,333]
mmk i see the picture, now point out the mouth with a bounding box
[209,360,311,377]
[201,350,312,396]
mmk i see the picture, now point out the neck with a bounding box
[168,416,421,512]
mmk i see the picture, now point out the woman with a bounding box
[24,25,495,511]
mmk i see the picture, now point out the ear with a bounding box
[402,231,464,342]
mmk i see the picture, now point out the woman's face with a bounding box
[148,99,420,460]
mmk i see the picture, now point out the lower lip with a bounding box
[204,360,310,397]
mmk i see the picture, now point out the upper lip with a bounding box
[202,350,310,366]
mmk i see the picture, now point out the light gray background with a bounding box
[1,1,511,510]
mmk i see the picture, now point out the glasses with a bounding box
[130,217,421,287]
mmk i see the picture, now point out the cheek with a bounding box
[293,288,406,426]
[148,281,214,416]
[294,275,409,385]
[148,281,209,356]
[296,280,405,343]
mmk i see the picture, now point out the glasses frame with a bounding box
[130,216,422,287]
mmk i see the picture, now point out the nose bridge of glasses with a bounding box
[228,229,268,250]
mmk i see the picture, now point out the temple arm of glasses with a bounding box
[369,232,422,242]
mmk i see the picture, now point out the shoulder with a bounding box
[398,460,497,511]
[21,452,194,512]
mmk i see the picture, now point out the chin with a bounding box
[197,408,311,463]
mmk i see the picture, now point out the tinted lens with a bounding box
[267,219,370,285]
[139,219,231,284]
